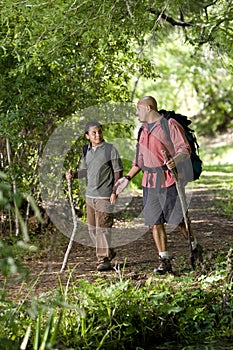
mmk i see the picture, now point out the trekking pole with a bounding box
[161,150,195,270]
[60,174,78,272]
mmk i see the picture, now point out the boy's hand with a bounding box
[66,170,73,180]
[110,193,117,205]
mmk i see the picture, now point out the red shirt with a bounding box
[133,116,191,188]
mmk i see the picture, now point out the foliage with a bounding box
[0,264,232,349]
[0,170,42,238]
[0,0,232,225]
[193,163,233,217]
[134,34,233,136]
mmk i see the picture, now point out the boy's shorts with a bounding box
[143,184,184,226]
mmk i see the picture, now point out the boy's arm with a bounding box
[66,150,88,180]
[111,170,123,194]
[66,168,87,180]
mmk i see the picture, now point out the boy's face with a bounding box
[85,125,103,146]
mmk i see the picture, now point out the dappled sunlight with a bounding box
[202,170,233,176]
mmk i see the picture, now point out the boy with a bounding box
[66,121,123,271]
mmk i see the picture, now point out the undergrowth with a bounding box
[0,253,232,350]
[0,164,232,349]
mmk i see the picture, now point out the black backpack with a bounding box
[137,110,202,182]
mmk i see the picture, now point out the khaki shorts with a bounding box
[86,197,113,228]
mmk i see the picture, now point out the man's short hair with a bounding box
[85,121,102,134]
[140,96,158,111]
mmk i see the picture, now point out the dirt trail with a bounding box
[5,185,231,298]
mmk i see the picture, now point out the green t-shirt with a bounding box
[81,142,123,198]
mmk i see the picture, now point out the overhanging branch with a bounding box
[149,7,194,27]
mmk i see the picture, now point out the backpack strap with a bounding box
[104,143,114,171]
[160,117,175,154]
[82,144,89,157]
[135,126,143,166]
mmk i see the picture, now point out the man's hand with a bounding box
[166,158,176,170]
[114,177,130,195]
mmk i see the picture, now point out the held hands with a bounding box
[111,175,131,204]
[114,177,130,195]
[110,193,117,205]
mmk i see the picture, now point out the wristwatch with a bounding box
[124,175,132,181]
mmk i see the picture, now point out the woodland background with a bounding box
[0,1,233,349]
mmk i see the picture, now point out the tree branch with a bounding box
[149,8,194,27]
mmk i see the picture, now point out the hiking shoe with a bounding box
[109,249,116,261]
[97,258,112,272]
[192,243,203,264]
[153,257,173,275]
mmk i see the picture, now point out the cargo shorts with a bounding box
[143,184,184,226]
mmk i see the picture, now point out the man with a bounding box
[66,121,123,272]
[115,96,202,274]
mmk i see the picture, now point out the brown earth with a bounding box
[4,184,233,299]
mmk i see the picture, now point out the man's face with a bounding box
[85,125,103,146]
[136,102,149,122]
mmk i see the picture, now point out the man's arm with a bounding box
[125,165,141,180]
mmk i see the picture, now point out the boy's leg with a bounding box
[95,199,113,259]
[86,198,97,247]
[95,199,115,271]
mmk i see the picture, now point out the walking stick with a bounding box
[161,150,195,270]
[60,175,78,272]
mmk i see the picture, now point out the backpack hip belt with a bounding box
[142,164,168,188]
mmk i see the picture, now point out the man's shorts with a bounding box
[143,184,184,226]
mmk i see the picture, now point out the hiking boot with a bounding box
[97,258,112,272]
[192,243,203,264]
[109,249,116,261]
[153,257,173,275]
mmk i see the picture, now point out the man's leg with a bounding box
[178,221,203,263]
[142,187,172,274]
[164,184,203,266]
[152,223,167,253]
[152,224,173,274]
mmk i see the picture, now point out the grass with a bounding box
[192,163,233,217]
[0,260,232,349]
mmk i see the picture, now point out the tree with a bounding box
[0,0,232,232]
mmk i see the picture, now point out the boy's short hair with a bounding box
[85,121,102,134]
